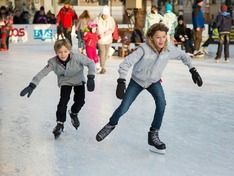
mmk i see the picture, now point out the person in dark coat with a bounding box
[174,15,194,56]
[214,4,232,63]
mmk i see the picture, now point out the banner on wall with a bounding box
[9,24,57,44]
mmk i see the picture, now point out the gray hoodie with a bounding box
[31,52,96,87]
[118,42,193,88]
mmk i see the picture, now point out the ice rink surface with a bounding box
[0,43,234,176]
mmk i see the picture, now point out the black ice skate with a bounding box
[69,110,80,130]
[148,129,166,154]
[96,123,115,142]
[53,122,64,139]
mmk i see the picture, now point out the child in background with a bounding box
[83,20,100,65]
[174,15,194,56]
[20,39,96,139]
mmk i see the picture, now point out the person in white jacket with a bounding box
[96,23,203,154]
[144,5,163,36]
[95,5,115,74]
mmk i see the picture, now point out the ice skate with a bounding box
[99,68,106,74]
[96,123,115,142]
[148,129,166,154]
[69,110,80,130]
[52,122,64,139]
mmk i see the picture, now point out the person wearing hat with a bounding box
[162,2,177,42]
[192,0,205,57]
[83,20,99,64]
[174,15,194,56]
[214,4,232,63]
[94,5,115,74]
[56,0,78,45]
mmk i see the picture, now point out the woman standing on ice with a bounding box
[20,39,96,139]
[96,23,203,153]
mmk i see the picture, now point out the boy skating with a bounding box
[20,39,95,139]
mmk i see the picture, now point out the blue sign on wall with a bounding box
[34,29,53,40]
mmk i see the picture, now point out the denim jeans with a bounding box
[109,79,166,130]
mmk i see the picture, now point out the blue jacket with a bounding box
[192,4,205,29]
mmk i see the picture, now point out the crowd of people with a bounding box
[1,0,233,62]
[0,3,56,52]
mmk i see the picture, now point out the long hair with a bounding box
[79,10,90,19]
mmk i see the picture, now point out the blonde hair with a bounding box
[54,39,72,52]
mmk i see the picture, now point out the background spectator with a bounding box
[174,15,194,56]
[95,5,115,74]
[46,10,56,24]
[144,5,163,35]
[33,6,47,24]
[56,0,78,45]
[162,2,178,42]
[192,0,205,57]
[214,4,232,63]
[75,10,91,53]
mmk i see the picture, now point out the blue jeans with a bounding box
[109,79,166,130]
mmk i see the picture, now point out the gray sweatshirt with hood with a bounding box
[118,41,193,88]
[31,52,96,87]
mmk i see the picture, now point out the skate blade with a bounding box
[54,133,61,139]
[53,131,63,139]
[149,146,166,154]
[71,120,80,130]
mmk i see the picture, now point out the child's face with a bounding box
[91,27,97,33]
[179,20,184,25]
[152,31,167,51]
[56,46,70,61]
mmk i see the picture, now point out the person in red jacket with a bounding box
[83,20,100,64]
[56,0,78,45]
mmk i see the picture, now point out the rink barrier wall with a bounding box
[9,24,208,45]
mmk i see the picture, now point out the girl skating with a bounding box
[96,23,203,154]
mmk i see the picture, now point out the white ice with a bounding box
[0,43,234,176]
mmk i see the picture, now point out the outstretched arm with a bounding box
[20,61,53,98]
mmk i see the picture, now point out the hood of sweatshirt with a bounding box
[221,11,231,17]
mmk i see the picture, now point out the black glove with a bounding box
[20,83,36,98]
[87,75,95,92]
[189,67,203,87]
[116,78,126,99]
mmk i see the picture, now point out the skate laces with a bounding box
[151,131,163,145]
[98,124,114,138]
[53,123,64,132]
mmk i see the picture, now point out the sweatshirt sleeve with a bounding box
[78,54,96,76]
[118,46,144,79]
[169,45,193,69]
[31,60,54,86]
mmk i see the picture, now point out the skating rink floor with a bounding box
[0,43,234,176]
